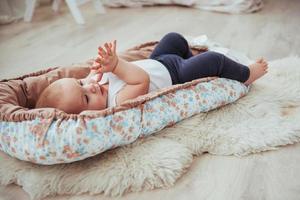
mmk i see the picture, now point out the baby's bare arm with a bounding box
[113,57,150,85]
[112,57,150,105]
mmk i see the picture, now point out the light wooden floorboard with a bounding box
[0,0,300,199]
[0,0,299,79]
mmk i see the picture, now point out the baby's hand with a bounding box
[92,40,118,73]
[81,69,103,85]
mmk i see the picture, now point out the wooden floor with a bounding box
[0,0,300,199]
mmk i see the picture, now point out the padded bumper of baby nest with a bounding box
[0,75,249,165]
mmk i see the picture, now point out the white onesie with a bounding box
[99,59,172,107]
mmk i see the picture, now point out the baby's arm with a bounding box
[113,57,150,105]
[113,58,150,85]
[94,41,150,105]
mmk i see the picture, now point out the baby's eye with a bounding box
[79,80,83,86]
[85,95,89,104]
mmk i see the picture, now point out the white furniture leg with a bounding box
[93,0,106,14]
[25,0,106,24]
[24,0,37,22]
[65,0,85,24]
[52,0,62,13]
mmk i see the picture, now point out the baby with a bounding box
[36,32,268,114]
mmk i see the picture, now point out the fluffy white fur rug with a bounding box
[0,56,300,200]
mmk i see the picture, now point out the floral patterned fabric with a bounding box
[0,78,249,165]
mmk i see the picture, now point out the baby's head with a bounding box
[36,78,108,114]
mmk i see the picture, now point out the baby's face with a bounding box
[50,78,108,114]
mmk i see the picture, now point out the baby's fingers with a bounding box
[112,40,117,53]
[91,63,100,70]
[93,72,103,82]
[104,43,112,56]
[98,46,107,57]
[95,57,102,63]
[96,57,108,66]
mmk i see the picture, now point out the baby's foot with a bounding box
[244,58,268,86]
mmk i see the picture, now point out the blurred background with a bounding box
[0,0,299,79]
[1,1,300,199]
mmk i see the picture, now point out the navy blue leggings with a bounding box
[150,32,250,85]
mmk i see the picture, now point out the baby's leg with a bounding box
[177,51,251,84]
[150,32,193,59]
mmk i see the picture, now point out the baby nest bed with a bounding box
[0,42,250,165]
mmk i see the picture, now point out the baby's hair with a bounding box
[35,82,62,109]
